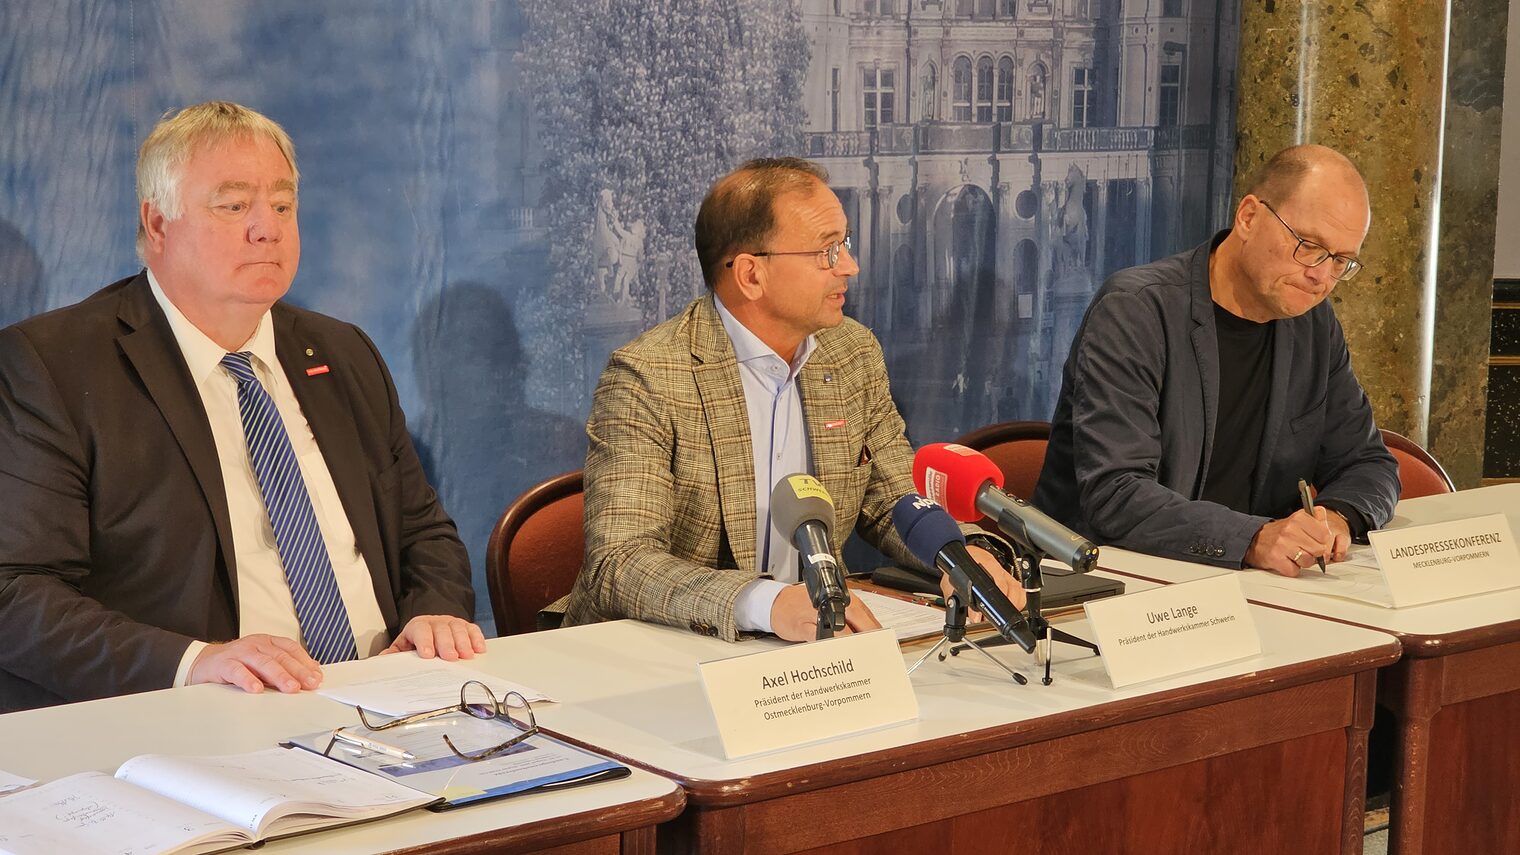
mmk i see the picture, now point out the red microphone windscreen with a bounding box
[912,443,1004,522]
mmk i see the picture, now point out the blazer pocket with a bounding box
[375,456,403,494]
[846,456,873,497]
[1289,398,1327,434]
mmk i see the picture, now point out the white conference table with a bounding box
[1096,484,1520,855]
[475,572,1399,854]
[1,571,1399,855]
[0,671,683,855]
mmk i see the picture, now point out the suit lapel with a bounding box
[689,297,759,574]
[114,275,240,602]
[1189,245,1221,495]
[274,309,390,612]
[799,348,854,542]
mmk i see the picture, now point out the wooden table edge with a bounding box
[382,785,686,855]
[554,640,1397,807]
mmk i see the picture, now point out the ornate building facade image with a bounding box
[799,0,1237,441]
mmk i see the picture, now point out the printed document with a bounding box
[0,747,434,855]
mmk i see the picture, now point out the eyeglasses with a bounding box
[331,680,540,762]
[1257,200,1363,281]
[725,230,853,270]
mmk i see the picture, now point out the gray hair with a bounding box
[135,101,299,258]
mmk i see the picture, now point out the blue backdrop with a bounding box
[0,0,1238,632]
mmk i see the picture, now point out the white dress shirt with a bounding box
[147,271,389,685]
[713,295,817,634]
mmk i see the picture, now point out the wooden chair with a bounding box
[485,470,584,635]
[954,420,1053,501]
[1379,429,1455,500]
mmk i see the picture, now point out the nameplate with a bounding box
[1369,513,1520,607]
[697,630,917,759]
[1082,573,1260,689]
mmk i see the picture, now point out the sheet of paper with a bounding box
[1242,546,1395,607]
[116,747,433,837]
[0,771,240,855]
[853,590,946,642]
[318,655,551,716]
[0,768,35,795]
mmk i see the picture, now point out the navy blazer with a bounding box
[0,273,473,711]
[1033,235,1400,567]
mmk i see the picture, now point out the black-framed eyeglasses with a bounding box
[725,230,853,270]
[330,680,539,762]
[1258,200,1363,281]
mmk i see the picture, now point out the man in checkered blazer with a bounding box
[561,158,1020,642]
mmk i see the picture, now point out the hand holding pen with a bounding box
[1297,479,1328,574]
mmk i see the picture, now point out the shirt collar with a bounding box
[146,268,278,383]
[712,292,816,376]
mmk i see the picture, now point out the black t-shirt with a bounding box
[1200,304,1274,512]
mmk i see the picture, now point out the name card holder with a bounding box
[1369,513,1520,607]
[697,630,918,759]
[1082,573,1261,689]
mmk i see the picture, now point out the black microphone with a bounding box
[913,443,1099,572]
[770,474,849,632]
[977,486,1099,573]
[892,494,1037,653]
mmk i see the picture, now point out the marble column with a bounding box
[1234,1,1450,446]
[1429,0,1507,487]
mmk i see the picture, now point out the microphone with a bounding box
[892,494,1036,653]
[913,443,1099,573]
[770,474,849,633]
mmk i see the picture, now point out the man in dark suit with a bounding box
[0,101,482,712]
[1034,144,1400,575]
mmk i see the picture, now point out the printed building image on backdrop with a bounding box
[517,0,1240,443]
[0,0,1238,628]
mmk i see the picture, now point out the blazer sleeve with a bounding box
[1070,291,1270,566]
[847,330,926,568]
[1307,313,1400,533]
[0,327,193,706]
[577,349,759,641]
[354,328,474,625]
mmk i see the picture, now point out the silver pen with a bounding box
[333,730,417,760]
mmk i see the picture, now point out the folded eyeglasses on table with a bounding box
[323,679,539,762]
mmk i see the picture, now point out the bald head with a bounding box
[1246,144,1368,211]
[1214,143,1371,322]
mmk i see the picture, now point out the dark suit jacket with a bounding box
[1033,235,1400,567]
[0,273,473,712]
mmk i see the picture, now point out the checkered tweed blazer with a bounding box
[561,295,922,640]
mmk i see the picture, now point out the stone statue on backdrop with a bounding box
[591,188,646,303]
[1056,164,1090,275]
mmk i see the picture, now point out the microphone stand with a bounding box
[949,526,1100,685]
[909,593,1027,685]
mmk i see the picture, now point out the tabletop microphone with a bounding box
[770,474,849,631]
[891,494,1036,652]
[913,443,1099,573]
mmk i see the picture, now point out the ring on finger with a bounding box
[1291,549,1305,564]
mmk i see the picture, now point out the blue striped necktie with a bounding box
[220,351,358,664]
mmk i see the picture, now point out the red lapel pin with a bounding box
[824,419,847,429]
[305,365,330,376]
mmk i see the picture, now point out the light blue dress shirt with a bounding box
[713,295,817,634]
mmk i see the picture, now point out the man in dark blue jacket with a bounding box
[1034,144,1399,576]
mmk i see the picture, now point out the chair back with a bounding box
[1379,429,1455,500]
[485,470,585,635]
[953,420,1053,501]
